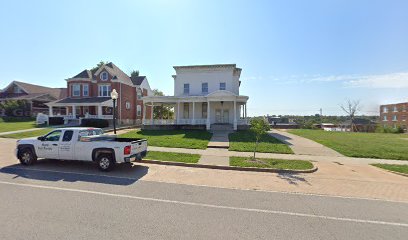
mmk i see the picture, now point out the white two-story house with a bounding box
[142,64,249,130]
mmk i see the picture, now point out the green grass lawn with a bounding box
[228,130,293,154]
[0,128,52,139]
[289,129,408,160]
[230,156,313,170]
[119,129,212,149]
[145,151,200,163]
[372,164,408,175]
[0,118,38,133]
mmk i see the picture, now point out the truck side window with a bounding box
[44,130,62,142]
[62,130,74,142]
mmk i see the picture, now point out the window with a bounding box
[183,103,189,118]
[72,84,80,97]
[98,85,111,97]
[137,88,143,99]
[83,84,89,96]
[393,106,398,112]
[78,129,103,141]
[402,115,407,121]
[202,102,207,118]
[383,107,388,113]
[62,130,74,142]
[44,130,62,142]
[202,83,208,94]
[126,101,131,110]
[183,84,189,95]
[220,82,226,90]
[137,105,142,116]
[13,86,22,94]
[383,115,387,121]
[403,105,407,112]
[100,71,109,81]
[392,115,397,121]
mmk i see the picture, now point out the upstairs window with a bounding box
[72,84,80,97]
[202,83,208,94]
[126,101,131,110]
[98,85,111,97]
[83,84,89,96]
[383,115,387,121]
[220,82,226,90]
[392,115,397,121]
[100,71,109,81]
[393,106,398,112]
[183,84,190,95]
[137,88,143,99]
[383,107,388,113]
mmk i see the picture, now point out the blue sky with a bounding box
[1,0,408,116]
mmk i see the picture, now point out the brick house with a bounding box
[46,62,152,125]
[380,102,408,131]
[0,81,66,117]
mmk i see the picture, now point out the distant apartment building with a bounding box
[380,102,408,131]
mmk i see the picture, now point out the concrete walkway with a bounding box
[149,146,408,165]
[206,131,230,148]
[0,127,46,136]
[199,131,231,165]
[269,129,344,157]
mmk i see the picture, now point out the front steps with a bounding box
[210,123,234,131]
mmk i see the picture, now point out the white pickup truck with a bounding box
[15,127,147,171]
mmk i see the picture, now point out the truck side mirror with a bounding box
[37,136,45,141]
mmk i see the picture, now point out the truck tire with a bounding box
[97,154,115,172]
[19,148,37,165]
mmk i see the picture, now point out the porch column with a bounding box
[65,107,69,115]
[206,101,210,130]
[233,100,237,130]
[72,105,76,117]
[245,103,247,118]
[192,101,195,125]
[97,105,102,117]
[49,106,53,116]
[150,102,154,124]
[177,101,180,124]
[142,103,146,124]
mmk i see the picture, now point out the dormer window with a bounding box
[220,82,226,90]
[100,71,109,81]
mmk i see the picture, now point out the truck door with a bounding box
[37,130,62,159]
[58,130,74,160]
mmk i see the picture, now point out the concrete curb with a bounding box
[139,159,318,174]
[382,169,408,177]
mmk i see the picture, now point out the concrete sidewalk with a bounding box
[269,129,344,157]
[149,145,408,165]
[0,127,46,136]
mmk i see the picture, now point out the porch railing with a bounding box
[237,118,250,125]
[143,118,207,125]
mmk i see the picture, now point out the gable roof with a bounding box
[72,69,92,79]
[130,76,146,85]
[1,81,66,100]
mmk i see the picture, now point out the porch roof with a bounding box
[46,97,113,107]
[142,90,249,104]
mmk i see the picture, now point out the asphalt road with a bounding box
[0,164,407,240]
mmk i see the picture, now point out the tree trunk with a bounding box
[253,139,259,159]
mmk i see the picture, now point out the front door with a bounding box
[215,109,229,123]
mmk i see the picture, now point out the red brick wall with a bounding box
[380,103,408,130]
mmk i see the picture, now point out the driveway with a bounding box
[269,129,344,157]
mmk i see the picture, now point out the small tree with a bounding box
[250,117,271,159]
[90,61,108,72]
[0,100,30,117]
[152,89,174,119]
[340,99,361,132]
[130,70,140,78]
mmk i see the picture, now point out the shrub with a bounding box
[375,125,405,134]
[81,118,109,128]
[48,117,64,125]
[0,117,35,122]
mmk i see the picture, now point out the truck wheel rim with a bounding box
[100,157,110,169]
[22,152,31,163]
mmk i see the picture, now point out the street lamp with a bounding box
[110,89,118,134]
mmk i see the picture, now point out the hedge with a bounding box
[81,118,109,128]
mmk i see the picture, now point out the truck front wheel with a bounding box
[97,154,115,172]
[19,148,37,166]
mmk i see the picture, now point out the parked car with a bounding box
[15,127,147,171]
